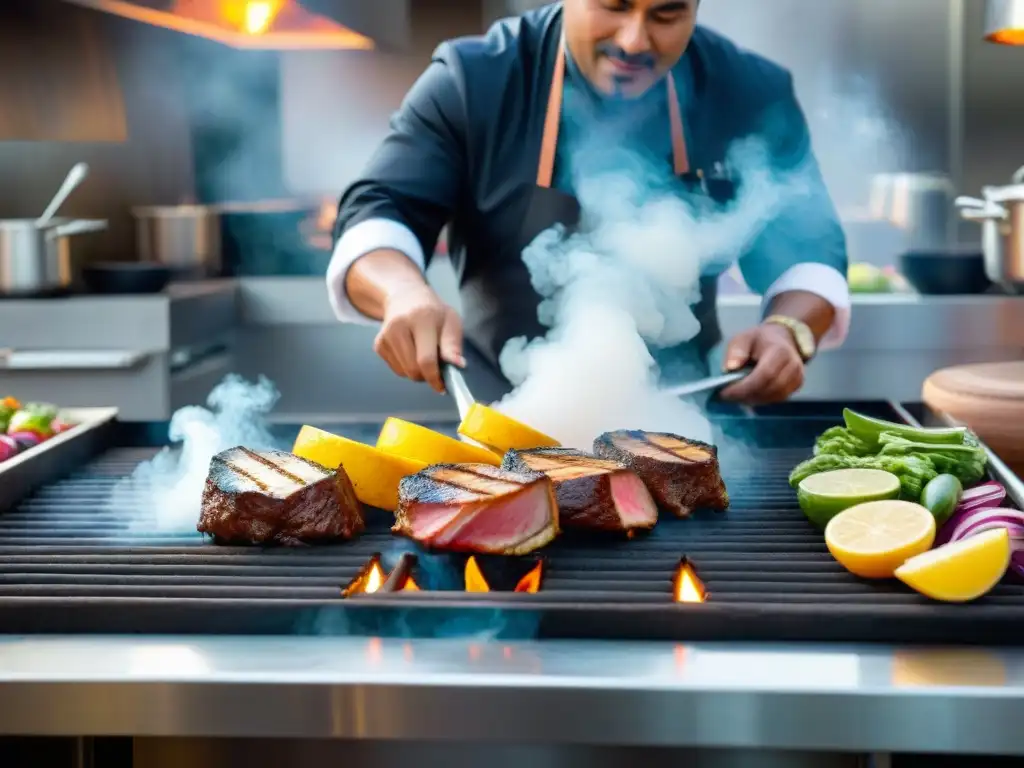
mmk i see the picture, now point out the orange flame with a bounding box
[514,561,544,593]
[342,555,387,597]
[402,575,420,592]
[465,556,490,593]
[673,560,707,604]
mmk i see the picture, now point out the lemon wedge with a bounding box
[895,528,1011,603]
[458,402,560,455]
[376,417,502,466]
[292,425,425,512]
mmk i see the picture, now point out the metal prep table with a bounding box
[1,402,1023,767]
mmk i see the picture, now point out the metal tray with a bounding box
[0,407,119,511]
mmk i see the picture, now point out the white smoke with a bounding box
[109,374,282,533]
[495,137,815,451]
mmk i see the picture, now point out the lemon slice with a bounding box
[458,403,560,455]
[797,468,902,529]
[824,500,936,579]
[292,425,426,512]
[895,528,1011,603]
[376,417,502,466]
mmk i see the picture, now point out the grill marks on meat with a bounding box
[198,447,365,546]
[502,448,658,533]
[394,463,558,555]
[593,431,728,518]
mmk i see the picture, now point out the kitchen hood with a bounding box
[60,0,375,50]
[985,0,1024,45]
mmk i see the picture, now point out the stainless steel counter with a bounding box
[0,635,1022,757]
[2,277,1022,422]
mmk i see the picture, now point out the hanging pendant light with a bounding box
[985,0,1024,45]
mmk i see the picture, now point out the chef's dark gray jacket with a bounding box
[327,2,850,372]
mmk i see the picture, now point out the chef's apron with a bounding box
[458,47,733,404]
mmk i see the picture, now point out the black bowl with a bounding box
[82,262,172,295]
[898,248,991,295]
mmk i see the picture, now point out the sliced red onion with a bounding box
[958,481,1007,514]
[934,481,1008,546]
[951,508,1024,542]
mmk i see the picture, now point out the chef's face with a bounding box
[564,0,698,98]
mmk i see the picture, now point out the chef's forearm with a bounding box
[766,289,836,343]
[345,249,431,321]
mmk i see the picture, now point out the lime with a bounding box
[797,468,902,529]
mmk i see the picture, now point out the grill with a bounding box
[1,401,1022,644]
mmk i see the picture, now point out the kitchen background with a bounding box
[0,0,1023,427]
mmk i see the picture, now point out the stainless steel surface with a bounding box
[661,368,750,399]
[868,173,956,250]
[443,364,476,421]
[0,281,236,421]
[0,406,118,510]
[0,217,108,295]
[0,635,1022,755]
[0,349,148,370]
[133,204,222,277]
[958,202,1013,289]
[984,0,1024,43]
[132,739,862,768]
[35,162,89,228]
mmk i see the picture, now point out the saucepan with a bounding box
[0,217,109,297]
[956,165,1024,293]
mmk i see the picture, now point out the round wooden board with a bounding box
[923,361,1024,471]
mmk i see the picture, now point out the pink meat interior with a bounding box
[610,472,658,526]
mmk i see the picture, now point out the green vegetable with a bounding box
[919,474,962,525]
[792,410,988,502]
[7,402,59,437]
[842,408,967,445]
[813,426,876,458]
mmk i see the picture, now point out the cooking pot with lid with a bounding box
[979,164,1024,293]
[0,217,108,297]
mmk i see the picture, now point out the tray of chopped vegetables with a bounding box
[0,398,119,510]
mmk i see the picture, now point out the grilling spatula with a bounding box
[659,365,755,399]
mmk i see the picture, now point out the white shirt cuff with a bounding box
[761,263,851,350]
[326,218,426,325]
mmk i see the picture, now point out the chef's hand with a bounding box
[718,323,804,405]
[375,283,465,393]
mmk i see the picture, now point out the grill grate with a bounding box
[1,413,1023,643]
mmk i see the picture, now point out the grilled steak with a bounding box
[502,447,658,533]
[394,463,558,555]
[198,447,365,546]
[593,431,728,518]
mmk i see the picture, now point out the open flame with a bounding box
[342,553,418,596]
[673,559,707,604]
[342,555,386,597]
[465,557,544,593]
[465,556,490,593]
[514,561,544,594]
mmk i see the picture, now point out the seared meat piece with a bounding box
[394,463,558,555]
[593,431,728,518]
[502,447,657,533]
[198,447,365,546]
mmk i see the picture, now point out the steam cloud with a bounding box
[495,135,815,451]
[108,375,283,534]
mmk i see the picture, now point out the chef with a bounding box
[327,0,850,405]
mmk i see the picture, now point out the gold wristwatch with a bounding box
[763,315,816,362]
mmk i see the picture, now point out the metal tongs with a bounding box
[659,365,754,399]
[443,364,477,421]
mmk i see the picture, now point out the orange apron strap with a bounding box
[665,73,690,175]
[536,48,566,189]
[537,47,690,187]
